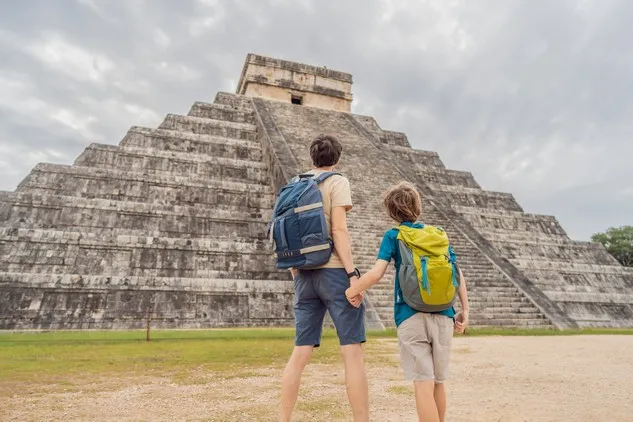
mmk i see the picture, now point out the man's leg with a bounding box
[279,345,314,422]
[433,382,447,422]
[280,270,326,421]
[319,269,368,421]
[340,343,369,421]
[414,380,440,422]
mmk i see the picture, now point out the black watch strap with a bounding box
[347,268,360,278]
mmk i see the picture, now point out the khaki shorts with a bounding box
[397,312,454,383]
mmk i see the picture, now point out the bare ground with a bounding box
[2,335,633,421]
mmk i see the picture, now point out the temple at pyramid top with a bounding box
[236,53,353,112]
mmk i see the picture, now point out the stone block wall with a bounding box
[1,87,630,330]
[0,96,292,329]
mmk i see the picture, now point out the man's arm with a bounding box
[454,269,469,333]
[331,205,355,274]
[331,205,366,306]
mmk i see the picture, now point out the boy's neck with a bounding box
[315,166,336,172]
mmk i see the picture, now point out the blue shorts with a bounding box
[293,268,366,347]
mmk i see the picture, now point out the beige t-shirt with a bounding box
[305,169,353,269]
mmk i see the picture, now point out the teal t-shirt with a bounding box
[377,221,456,327]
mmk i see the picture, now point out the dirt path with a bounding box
[2,335,633,421]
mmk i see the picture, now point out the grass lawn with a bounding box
[0,328,396,386]
[1,327,632,385]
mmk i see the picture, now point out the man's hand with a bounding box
[346,276,364,308]
[289,268,297,279]
[454,310,469,334]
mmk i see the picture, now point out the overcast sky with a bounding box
[1,0,631,240]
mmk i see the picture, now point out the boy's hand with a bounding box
[289,268,297,279]
[346,279,363,308]
[454,310,469,334]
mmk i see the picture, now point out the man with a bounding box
[279,134,369,422]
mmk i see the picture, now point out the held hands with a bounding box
[454,310,469,334]
[345,276,364,308]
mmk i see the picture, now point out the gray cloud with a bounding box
[0,0,631,240]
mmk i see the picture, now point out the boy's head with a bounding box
[383,181,422,223]
[310,134,342,168]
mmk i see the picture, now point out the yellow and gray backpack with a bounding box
[396,224,459,312]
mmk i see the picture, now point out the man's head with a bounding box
[310,134,342,168]
[383,181,422,223]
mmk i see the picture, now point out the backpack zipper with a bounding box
[421,257,431,295]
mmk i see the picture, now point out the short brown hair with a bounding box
[383,182,422,223]
[310,134,342,167]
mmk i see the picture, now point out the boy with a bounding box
[345,181,469,422]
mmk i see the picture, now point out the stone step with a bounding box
[0,228,282,278]
[470,313,550,321]
[511,259,630,275]
[493,240,617,266]
[426,184,523,212]
[159,114,257,141]
[521,270,633,290]
[121,126,262,161]
[468,319,551,327]
[74,143,268,184]
[478,228,569,244]
[0,273,294,330]
[188,101,256,124]
[544,290,633,305]
[0,192,271,239]
[378,130,410,148]
[214,92,254,111]
[456,209,567,237]
[16,163,274,209]
[466,279,527,287]
[415,167,480,189]
[389,146,446,168]
[0,272,291,293]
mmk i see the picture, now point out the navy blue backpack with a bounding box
[268,172,340,269]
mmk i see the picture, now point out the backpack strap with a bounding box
[313,171,341,184]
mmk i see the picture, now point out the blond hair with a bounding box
[383,181,422,223]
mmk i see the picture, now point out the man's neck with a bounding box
[315,166,336,172]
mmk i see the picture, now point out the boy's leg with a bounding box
[280,345,314,422]
[433,383,446,422]
[280,271,327,421]
[319,269,369,421]
[398,313,444,422]
[413,380,440,422]
[430,314,454,422]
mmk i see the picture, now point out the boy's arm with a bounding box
[454,268,470,333]
[345,260,389,303]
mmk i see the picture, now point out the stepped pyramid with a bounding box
[1,54,632,330]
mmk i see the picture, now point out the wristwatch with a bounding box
[347,268,361,279]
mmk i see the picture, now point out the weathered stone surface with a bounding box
[159,114,257,140]
[0,275,292,329]
[1,54,630,330]
[74,143,268,183]
[188,102,256,124]
[18,163,273,208]
[237,54,353,112]
[416,168,481,189]
[121,127,263,161]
